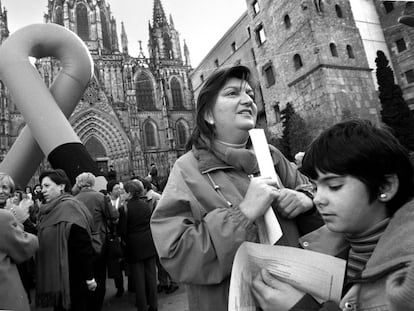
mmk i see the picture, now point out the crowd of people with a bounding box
[1,64,414,311]
[0,164,175,311]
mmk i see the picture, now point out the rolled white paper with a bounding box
[249,128,283,244]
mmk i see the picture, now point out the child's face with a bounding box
[312,170,387,235]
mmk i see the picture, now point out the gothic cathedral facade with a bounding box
[0,0,195,182]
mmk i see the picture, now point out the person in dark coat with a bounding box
[119,180,157,311]
[74,172,119,311]
[36,169,97,311]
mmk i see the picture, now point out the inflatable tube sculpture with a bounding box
[0,23,100,186]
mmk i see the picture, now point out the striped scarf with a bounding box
[345,217,390,280]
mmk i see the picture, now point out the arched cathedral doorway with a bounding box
[84,136,109,175]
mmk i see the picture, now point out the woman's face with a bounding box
[41,176,64,202]
[0,180,13,206]
[12,191,22,205]
[312,170,387,235]
[206,77,257,144]
[111,184,121,198]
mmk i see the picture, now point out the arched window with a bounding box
[293,54,303,70]
[135,73,155,110]
[346,45,354,58]
[330,43,338,57]
[171,77,183,109]
[100,10,111,50]
[176,120,188,148]
[263,64,275,86]
[284,15,291,29]
[335,5,343,18]
[55,6,64,26]
[76,4,89,40]
[143,121,158,148]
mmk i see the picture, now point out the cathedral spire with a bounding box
[121,21,128,55]
[153,0,168,28]
[169,14,175,29]
[184,40,191,67]
[0,0,9,43]
[138,40,146,59]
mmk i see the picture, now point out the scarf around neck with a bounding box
[210,138,260,175]
[345,217,390,281]
[36,193,93,309]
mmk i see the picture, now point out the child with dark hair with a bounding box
[252,119,414,311]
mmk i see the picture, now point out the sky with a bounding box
[1,0,247,68]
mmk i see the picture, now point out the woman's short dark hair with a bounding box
[39,169,72,193]
[186,65,252,150]
[137,176,153,191]
[302,119,414,216]
[106,180,119,193]
[124,180,144,199]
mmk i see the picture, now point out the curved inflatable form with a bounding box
[0,23,98,186]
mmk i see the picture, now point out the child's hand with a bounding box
[251,268,305,311]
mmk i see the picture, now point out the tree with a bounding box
[287,113,312,157]
[280,103,312,160]
[375,50,414,150]
[280,103,295,159]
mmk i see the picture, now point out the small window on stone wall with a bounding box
[255,24,266,45]
[284,15,291,29]
[405,69,414,84]
[383,1,395,13]
[231,42,237,52]
[252,0,260,15]
[346,45,354,58]
[293,54,303,70]
[396,38,407,53]
[263,64,275,87]
[330,43,338,57]
[274,103,281,123]
[335,5,343,18]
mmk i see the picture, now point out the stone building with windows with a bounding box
[191,0,393,140]
[0,0,195,183]
[373,1,414,109]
